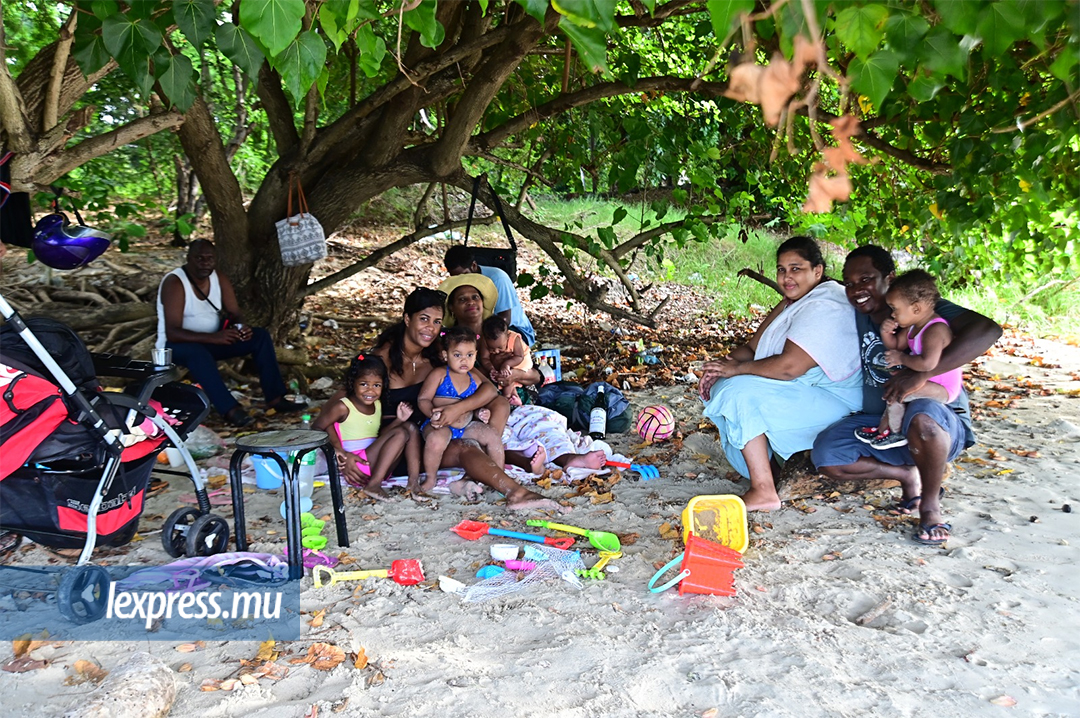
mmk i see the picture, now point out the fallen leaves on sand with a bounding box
[255,639,278,662]
[64,659,108,685]
[1007,448,1040,458]
[352,649,369,670]
[821,551,842,561]
[176,641,206,653]
[2,655,48,673]
[658,522,681,541]
[291,643,346,671]
[987,448,1008,461]
[990,695,1017,707]
[309,609,326,628]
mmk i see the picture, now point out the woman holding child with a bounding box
[700,236,862,512]
[368,287,561,511]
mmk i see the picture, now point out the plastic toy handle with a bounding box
[647,553,689,593]
[487,528,545,544]
[544,536,576,549]
[338,569,389,580]
[604,460,632,469]
[530,521,589,538]
[312,565,333,589]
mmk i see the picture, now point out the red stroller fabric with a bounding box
[0,362,70,480]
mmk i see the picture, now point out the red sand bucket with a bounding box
[647,535,745,597]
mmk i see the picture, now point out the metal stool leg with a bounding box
[268,452,303,581]
[320,444,350,548]
[229,450,249,551]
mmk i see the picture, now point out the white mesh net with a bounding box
[461,545,586,603]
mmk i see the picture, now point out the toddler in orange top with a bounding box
[480,315,533,406]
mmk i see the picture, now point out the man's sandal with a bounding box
[913,523,951,546]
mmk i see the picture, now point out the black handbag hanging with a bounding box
[0,152,34,248]
[463,175,518,281]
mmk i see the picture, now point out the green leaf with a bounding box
[516,272,535,287]
[127,0,158,20]
[354,24,387,77]
[706,146,721,160]
[907,71,944,102]
[597,225,617,248]
[530,285,550,300]
[884,12,928,52]
[73,32,112,75]
[174,0,217,47]
[91,1,118,20]
[1049,43,1078,83]
[932,0,980,35]
[216,23,266,79]
[706,0,754,40]
[976,1,1026,55]
[552,0,617,32]
[849,49,899,110]
[559,17,608,74]
[102,14,162,56]
[919,26,968,80]
[515,0,549,25]
[275,30,327,103]
[834,4,889,58]
[240,0,305,57]
[319,2,347,51]
[157,53,197,111]
[404,0,445,49]
[354,0,381,21]
[612,206,628,224]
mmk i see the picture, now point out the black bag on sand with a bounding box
[464,175,517,281]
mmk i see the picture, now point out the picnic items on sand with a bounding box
[275,174,326,267]
[451,519,575,549]
[648,534,744,597]
[681,494,749,553]
[312,560,425,588]
[526,520,621,552]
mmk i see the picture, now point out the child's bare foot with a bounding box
[561,449,607,471]
[740,486,782,512]
[362,484,391,502]
[527,444,547,474]
[449,480,484,502]
[508,392,522,407]
[476,408,491,424]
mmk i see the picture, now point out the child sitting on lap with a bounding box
[480,315,533,406]
[856,270,962,450]
[417,327,503,493]
[313,354,420,500]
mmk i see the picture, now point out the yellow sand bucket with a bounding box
[681,494,748,553]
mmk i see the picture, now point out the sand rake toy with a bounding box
[604,460,660,480]
[450,520,575,549]
[312,560,425,589]
[576,550,622,580]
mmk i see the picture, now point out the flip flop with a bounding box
[888,487,945,515]
[913,523,951,546]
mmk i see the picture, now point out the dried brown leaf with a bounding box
[759,54,801,126]
[309,609,326,628]
[2,656,48,673]
[255,639,277,662]
[723,63,764,104]
[353,648,369,670]
[802,170,852,213]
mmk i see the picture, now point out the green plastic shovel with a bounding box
[526,520,621,552]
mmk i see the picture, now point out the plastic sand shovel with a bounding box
[312,559,425,588]
[450,520,575,549]
[526,520,622,552]
[604,460,660,480]
[576,550,622,580]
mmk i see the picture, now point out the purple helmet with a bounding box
[32,213,111,270]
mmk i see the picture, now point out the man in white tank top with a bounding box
[157,240,306,426]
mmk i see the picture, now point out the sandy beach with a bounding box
[1,328,1078,717]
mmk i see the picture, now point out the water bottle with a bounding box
[297,414,316,495]
[299,413,312,430]
[589,386,607,439]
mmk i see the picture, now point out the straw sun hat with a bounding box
[437,273,498,327]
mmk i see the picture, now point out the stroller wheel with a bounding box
[162,507,201,557]
[57,565,111,624]
[185,514,230,557]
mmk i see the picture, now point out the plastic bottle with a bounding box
[589,386,607,439]
[296,414,317,495]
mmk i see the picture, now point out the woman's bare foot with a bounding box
[740,486,782,512]
[560,449,607,471]
[449,480,484,501]
[505,487,569,513]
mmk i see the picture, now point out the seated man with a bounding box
[156,239,306,426]
[444,245,536,346]
[811,245,1002,546]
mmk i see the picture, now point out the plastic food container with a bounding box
[489,544,518,561]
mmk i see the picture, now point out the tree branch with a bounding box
[0,64,34,152]
[807,108,950,175]
[257,64,300,156]
[31,110,184,185]
[611,215,723,259]
[472,76,727,152]
[43,11,78,131]
[737,267,783,295]
[468,151,556,188]
[300,215,496,298]
[617,0,704,27]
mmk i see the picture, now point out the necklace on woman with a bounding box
[403,352,421,372]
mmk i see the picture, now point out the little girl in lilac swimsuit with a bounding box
[856,270,962,450]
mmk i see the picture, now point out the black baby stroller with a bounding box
[1,293,229,623]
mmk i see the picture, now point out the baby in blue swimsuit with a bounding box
[417,327,503,492]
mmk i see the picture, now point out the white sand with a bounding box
[1,338,1078,717]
